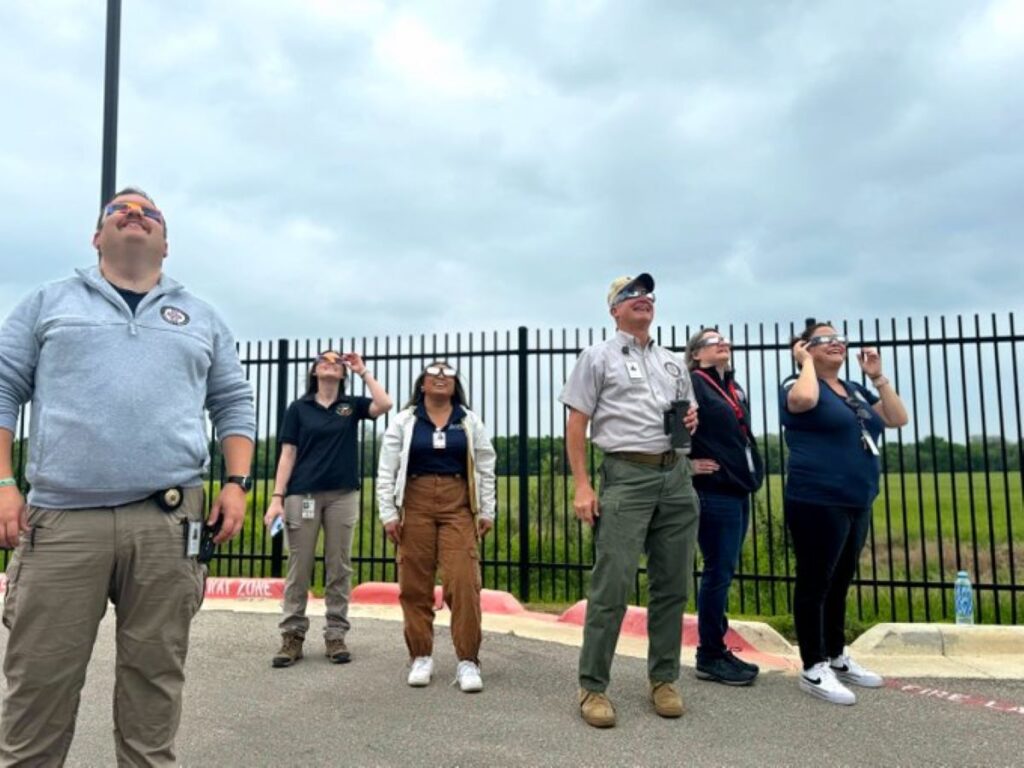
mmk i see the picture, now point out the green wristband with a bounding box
[0,477,17,488]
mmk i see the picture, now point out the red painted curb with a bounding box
[350,582,529,615]
[205,578,286,600]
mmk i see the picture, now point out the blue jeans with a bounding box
[695,490,750,661]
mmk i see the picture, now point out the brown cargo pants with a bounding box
[0,488,206,767]
[398,475,481,662]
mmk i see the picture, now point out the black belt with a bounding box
[606,451,679,468]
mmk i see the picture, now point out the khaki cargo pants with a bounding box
[0,488,206,767]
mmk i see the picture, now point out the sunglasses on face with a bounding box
[424,365,457,378]
[612,287,656,307]
[807,334,848,348]
[844,395,873,422]
[104,201,164,225]
[316,353,344,366]
[697,334,731,349]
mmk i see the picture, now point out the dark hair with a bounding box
[404,360,470,410]
[96,186,167,236]
[304,351,347,397]
[684,327,725,371]
[791,317,834,345]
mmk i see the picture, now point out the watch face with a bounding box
[229,476,253,491]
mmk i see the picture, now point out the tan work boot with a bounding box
[650,681,685,718]
[579,688,616,728]
[272,633,304,668]
[325,638,351,664]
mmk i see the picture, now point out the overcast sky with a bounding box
[1,0,1021,343]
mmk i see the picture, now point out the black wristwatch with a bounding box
[225,475,254,492]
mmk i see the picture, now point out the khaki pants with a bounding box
[280,490,359,640]
[398,475,481,662]
[579,456,699,692]
[0,489,206,767]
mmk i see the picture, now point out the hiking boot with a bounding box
[407,656,434,687]
[272,633,304,668]
[829,649,883,688]
[455,660,483,693]
[799,661,856,705]
[579,689,616,728]
[695,655,757,686]
[650,681,685,718]
[724,649,760,675]
[325,638,351,664]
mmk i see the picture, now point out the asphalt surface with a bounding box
[3,610,1020,767]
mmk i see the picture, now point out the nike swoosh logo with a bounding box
[804,676,822,685]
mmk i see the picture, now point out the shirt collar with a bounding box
[415,402,466,426]
[615,329,655,350]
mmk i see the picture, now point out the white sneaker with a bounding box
[455,660,483,693]
[407,656,433,687]
[799,661,856,705]
[830,649,884,688]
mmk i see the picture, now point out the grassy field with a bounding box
[207,470,1024,628]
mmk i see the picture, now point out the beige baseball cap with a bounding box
[607,273,655,307]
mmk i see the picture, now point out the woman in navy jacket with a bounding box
[685,329,764,686]
[782,319,908,705]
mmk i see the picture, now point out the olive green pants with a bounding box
[0,489,206,767]
[578,456,699,692]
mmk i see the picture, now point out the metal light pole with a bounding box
[100,0,122,206]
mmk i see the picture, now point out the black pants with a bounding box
[784,499,871,669]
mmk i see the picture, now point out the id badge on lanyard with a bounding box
[433,430,447,450]
[302,495,316,519]
[861,429,880,456]
[625,360,644,381]
[745,445,756,473]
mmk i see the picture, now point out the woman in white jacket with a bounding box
[377,361,497,692]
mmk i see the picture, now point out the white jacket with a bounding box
[376,406,497,525]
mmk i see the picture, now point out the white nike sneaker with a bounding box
[799,661,856,705]
[830,649,884,688]
[455,660,483,693]
[407,656,434,687]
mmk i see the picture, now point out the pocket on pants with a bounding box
[2,556,22,630]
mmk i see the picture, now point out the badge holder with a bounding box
[861,429,880,456]
[433,430,447,450]
[302,495,316,520]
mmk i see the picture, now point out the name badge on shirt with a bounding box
[625,361,644,381]
[302,495,316,519]
[433,430,447,450]
[745,445,756,473]
[861,429,880,456]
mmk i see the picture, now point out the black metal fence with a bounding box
[9,313,1024,624]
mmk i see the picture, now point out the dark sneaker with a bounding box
[695,655,757,686]
[325,638,351,664]
[724,650,760,676]
[272,633,304,668]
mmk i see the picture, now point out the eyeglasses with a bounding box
[696,334,730,348]
[843,395,873,422]
[612,287,656,307]
[807,334,848,348]
[316,353,343,365]
[104,201,164,225]
[425,365,457,378]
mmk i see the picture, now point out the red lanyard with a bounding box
[693,369,749,437]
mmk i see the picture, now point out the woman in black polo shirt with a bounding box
[685,329,764,686]
[782,319,908,705]
[376,361,497,693]
[263,350,392,668]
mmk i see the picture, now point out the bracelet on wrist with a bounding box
[871,376,889,388]
[272,492,284,498]
[0,477,17,488]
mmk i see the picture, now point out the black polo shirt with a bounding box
[279,393,374,494]
[407,403,468,476]
[690,367,764,497]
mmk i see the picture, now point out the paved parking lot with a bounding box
[6,609,1018,766]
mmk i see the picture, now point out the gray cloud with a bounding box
[1,0,1021,341]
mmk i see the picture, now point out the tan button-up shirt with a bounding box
[559,330,695,454]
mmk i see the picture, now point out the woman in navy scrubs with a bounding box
[685,329,764,686]
[782,319,908,705]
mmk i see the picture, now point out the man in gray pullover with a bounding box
[0,187,256,766]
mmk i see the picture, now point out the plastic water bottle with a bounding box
[954,570,974,625]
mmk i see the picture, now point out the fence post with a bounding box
[271,338,289,578]
[517,326,530,602]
